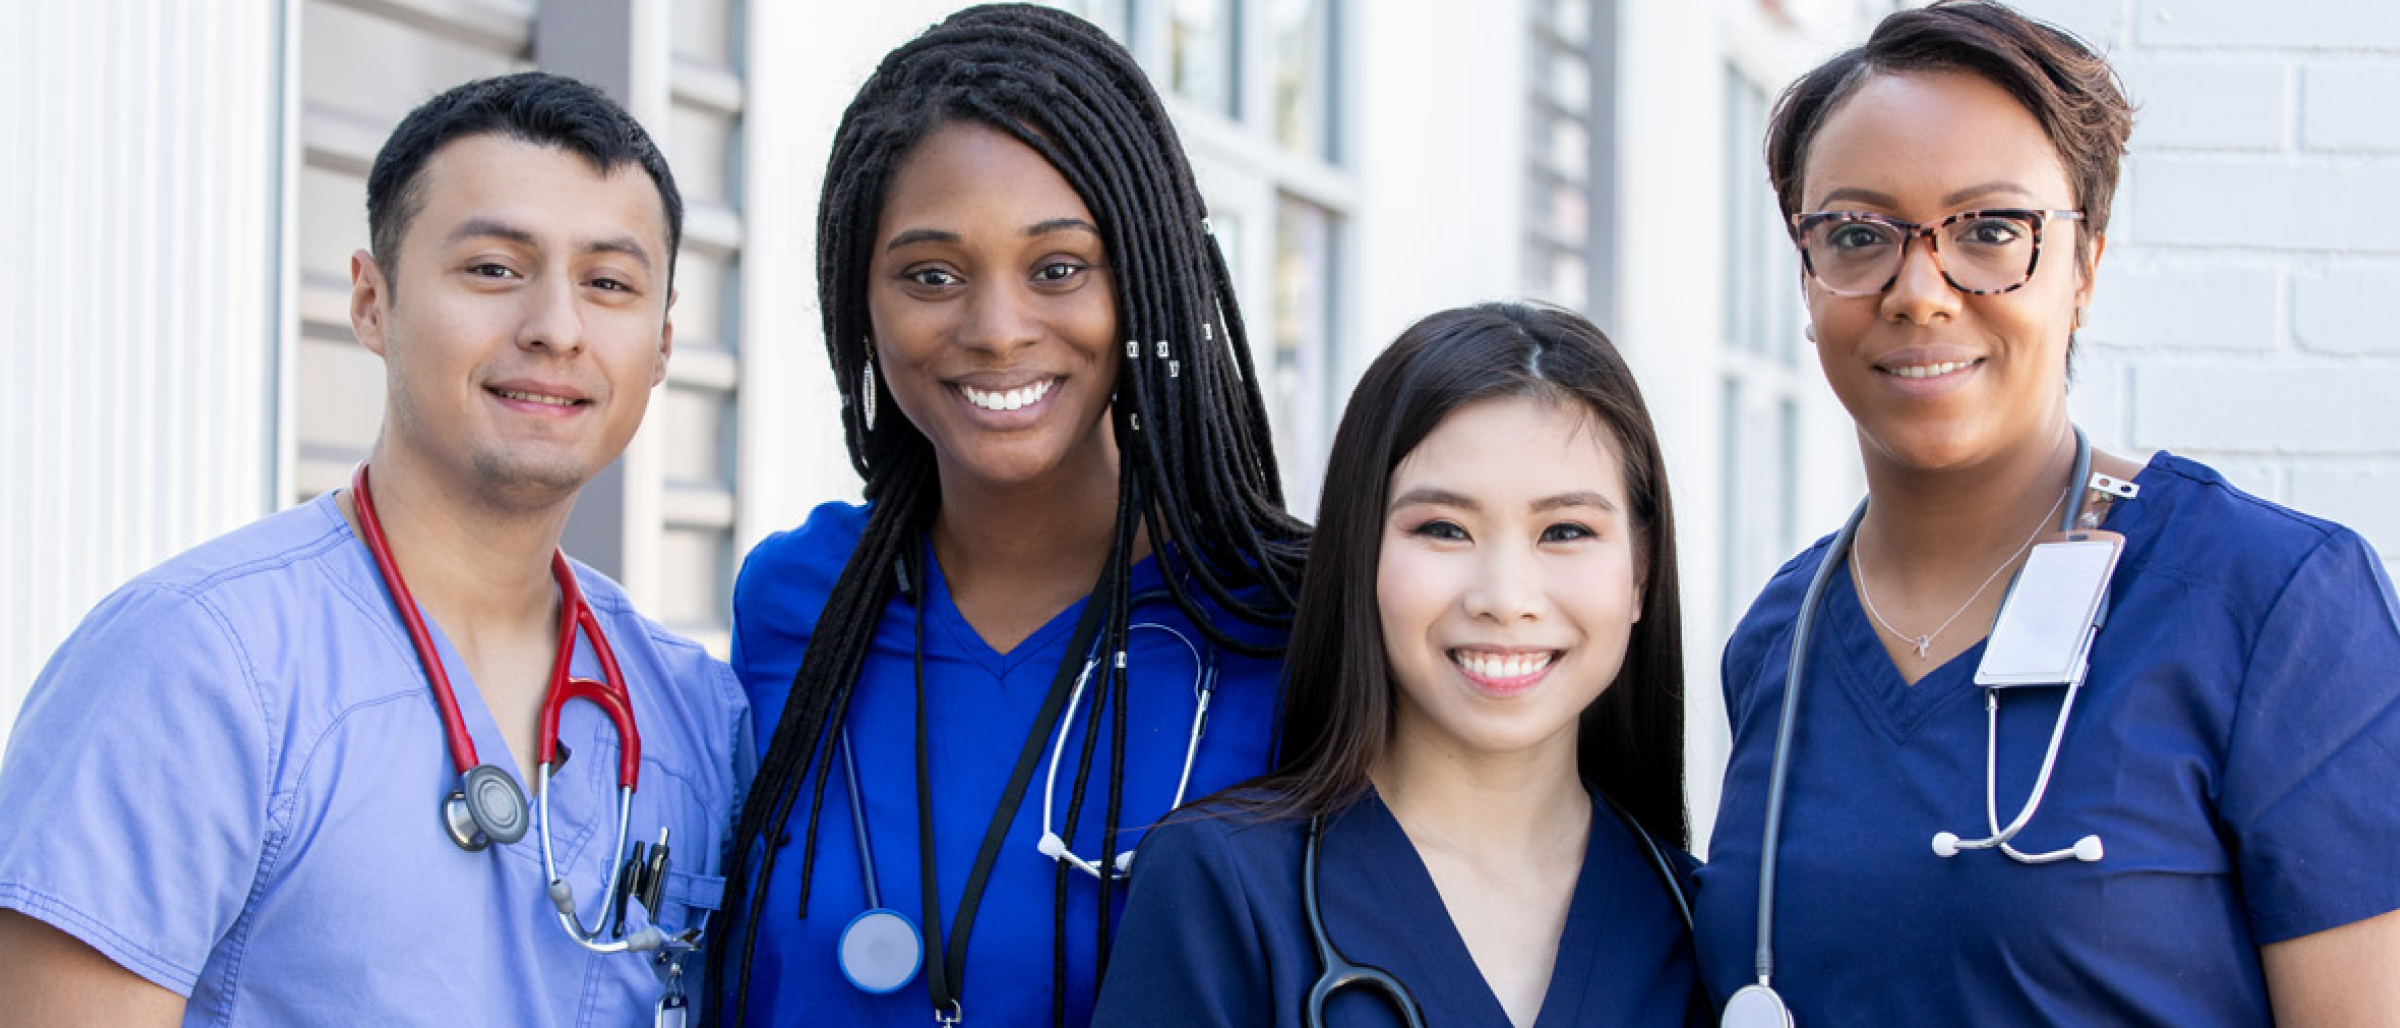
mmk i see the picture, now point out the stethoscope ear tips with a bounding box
[2072,835,2105,862]
[1931,832,1962,858]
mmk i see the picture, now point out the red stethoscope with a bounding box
[352,463,687,956]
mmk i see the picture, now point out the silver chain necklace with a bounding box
[1852,487,2068,660]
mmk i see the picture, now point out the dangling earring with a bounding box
[1804,322,1817,343]
[861,350,879,431]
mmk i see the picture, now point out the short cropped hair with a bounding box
[1765,0,2132,261]
[364,71,683,289]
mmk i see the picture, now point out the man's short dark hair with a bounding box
[365,71,684,290]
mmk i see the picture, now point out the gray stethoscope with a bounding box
[833,595,1220,995]
[1303,796,1694,1028]
[1722,430,2125,1028]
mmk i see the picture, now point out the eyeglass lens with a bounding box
[1804,212,2042,294]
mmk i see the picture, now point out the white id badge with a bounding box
[1974,531,2122,689]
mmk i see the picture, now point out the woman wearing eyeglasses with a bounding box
[1692,3,2400,1026]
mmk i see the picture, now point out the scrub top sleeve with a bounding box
[1091,816,1274,1028]
[0,585,274,996]
[719,660,760,856]
[2220,530,2400,944]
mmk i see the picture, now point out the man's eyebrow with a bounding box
[445,217,539,251]
[442,218,653,271]
[585,233,654,272]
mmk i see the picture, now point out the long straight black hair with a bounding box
[706,5,1308,1023]
[1246,302,1688,847]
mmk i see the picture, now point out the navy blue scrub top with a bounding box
[727,501,1286,1027]
[1694,454,2400,1025]
[1092,788,1707,1028]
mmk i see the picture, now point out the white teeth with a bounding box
[495,389,577,407]
[960,379,1055,411]
[1888,360,1975,379]
[1452,650,1554,681]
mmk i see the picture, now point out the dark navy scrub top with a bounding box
[1695,453,2400,1025]
[1092,788,1707,1028]
[727,501,1285,1027]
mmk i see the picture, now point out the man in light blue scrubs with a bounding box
[0,72,752,1026]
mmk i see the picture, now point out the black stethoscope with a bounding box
[352,464,696,965]
[1303,795,1694,1028]
[1721,430,2126,1028]
[831,572,1218,1011]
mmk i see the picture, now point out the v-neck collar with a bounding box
[1821,556,1986,742]
[1815,453,2159,745]
[914,534,1172,674]
[1334,787,1622,1027]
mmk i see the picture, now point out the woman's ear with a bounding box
[2074,232,2108,313]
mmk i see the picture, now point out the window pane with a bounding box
[1272,196,1336,512]
[1046,0,1129,40]
[1171,0,1238,116]
[1272,0,1333,159]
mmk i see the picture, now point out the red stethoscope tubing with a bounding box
[350,463,641,789]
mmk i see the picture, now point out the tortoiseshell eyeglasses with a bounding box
[1791,208,2084,297]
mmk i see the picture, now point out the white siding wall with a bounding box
[1,0,289,736]
[2014,0,2400,574]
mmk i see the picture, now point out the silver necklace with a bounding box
[1852,487,2068,660]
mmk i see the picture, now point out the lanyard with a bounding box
[911,547,1114,1025]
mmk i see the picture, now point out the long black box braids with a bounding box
[707,6,1309,1024]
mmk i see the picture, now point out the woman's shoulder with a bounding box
[733,500,872,611]
[1721,531,1841,667]
[2124,453,2389,608]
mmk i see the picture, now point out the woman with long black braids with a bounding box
[706,6,1307,1026]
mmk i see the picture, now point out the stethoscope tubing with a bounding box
[1302,815,1425,1028]
[1742,428,2101,1013]
[352,463,664,955]
[1303,796,1690,1028]
[1036,618,1216,879]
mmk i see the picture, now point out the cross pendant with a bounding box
[1912,635,1932,659]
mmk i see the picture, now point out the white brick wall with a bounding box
[2016,0,2400,574]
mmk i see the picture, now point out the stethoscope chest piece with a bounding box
[444,763,529,850]
[1722,984,1796,1028]
[838,906,924,994]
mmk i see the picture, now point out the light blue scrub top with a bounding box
[0,493,755,1027]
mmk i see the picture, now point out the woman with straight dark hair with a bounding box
[707,6,1307,1026]
[1696,2,2400,1025]
[1093,302,1704,1028]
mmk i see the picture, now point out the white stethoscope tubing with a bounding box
[1035,621,1216,879]
[538,768,660,953]
[1934,679,2101,864]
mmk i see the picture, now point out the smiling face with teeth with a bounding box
[867,121,1120,499]
[1374,395,1645,765]
[1799,71,2100,476]
[351,134,673,511]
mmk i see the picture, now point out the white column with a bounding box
[1,0,291,747]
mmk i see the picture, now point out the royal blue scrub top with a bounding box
[0,493,754,1027]
[1091,787,1707,1028]
[727,501,1286,1026]
[1694,453,2400,1024]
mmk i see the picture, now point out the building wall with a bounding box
[2014,0,2400,576]
[1,0,288,740]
